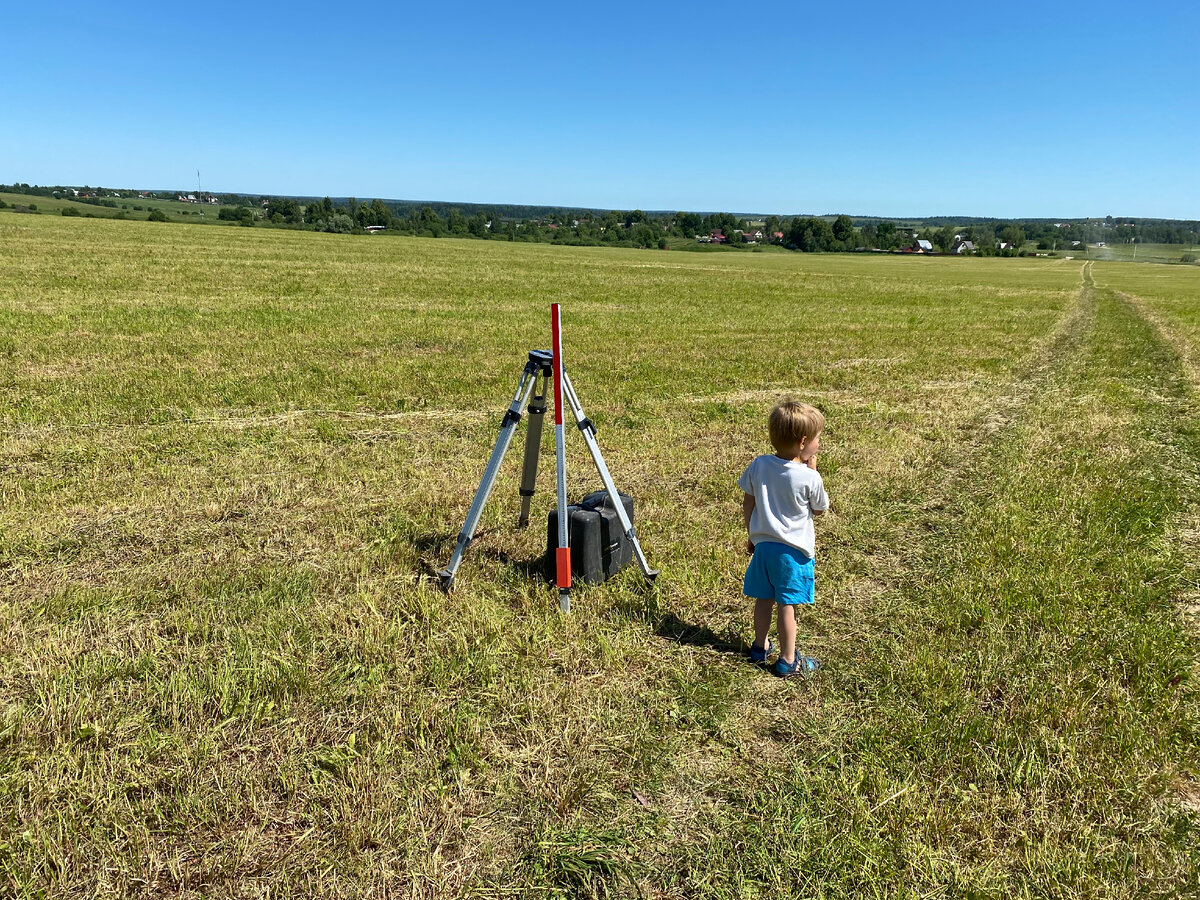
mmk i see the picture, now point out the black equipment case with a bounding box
[546,490,635,585]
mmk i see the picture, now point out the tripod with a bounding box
[437,348,658,609]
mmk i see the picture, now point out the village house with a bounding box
[951,239,976,254]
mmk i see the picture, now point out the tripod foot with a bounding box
[644,569,660,584]
[437,569,456,593]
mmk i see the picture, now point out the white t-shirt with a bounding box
[738,454,830,558]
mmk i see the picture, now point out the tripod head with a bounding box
[527,350,553,375]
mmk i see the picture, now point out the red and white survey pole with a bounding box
[551,303,572,612]
[438,302,656,599]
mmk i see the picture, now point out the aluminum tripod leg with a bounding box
[561,370,659,583]
[517,369,549,528]
[438,362,539,592]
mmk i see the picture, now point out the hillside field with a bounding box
[1084,241,1200,265]
[2,214,1199,898]
[1,191,228,225]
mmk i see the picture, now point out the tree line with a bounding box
[3,183,1197,251]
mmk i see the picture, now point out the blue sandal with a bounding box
[749,638,774,665]
[774,654,820,677]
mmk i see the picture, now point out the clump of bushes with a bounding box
[62,207,82,217]
[218,206,255,226]
[147,209,167,222]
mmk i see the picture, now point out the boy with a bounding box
[738,399,829,676]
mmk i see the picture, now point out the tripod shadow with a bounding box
[475,545,551,583]
[412,531,456,554]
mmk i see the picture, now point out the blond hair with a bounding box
[768,399,824,454]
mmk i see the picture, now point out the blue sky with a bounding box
[4,1,1196,218]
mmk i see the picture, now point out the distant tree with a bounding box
[147,209,167,222]
[787,217,835,252]
[831,214,855,247]
[321,214,355,234]
[305,197,335,225]
[1000,225,1025,248]
[219,206,254,226]
[876,221,897,250]
[934,225,957,252]
[412,206,445,237]
[61,207,82,217]
[967,224,996,255]
[676,211,702,237]
[630,222,659,248]
[764,215,780,240]
[359,198,393,228]
[447,208,468,236]
[265,197,302,224]
[860,223,878,249]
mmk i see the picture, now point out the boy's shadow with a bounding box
[648,612,745,656]
[418,537,747,657]
[613,594,746,656]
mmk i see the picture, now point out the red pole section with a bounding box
[552,304,564,427]
[552,303,571,595]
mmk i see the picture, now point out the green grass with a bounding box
[1082,242,1200,265]
[1,216,1198,897]
[1,191,225,224]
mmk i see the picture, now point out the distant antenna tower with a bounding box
[197,170,204,217]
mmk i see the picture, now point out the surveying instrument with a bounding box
[437,304,658,611]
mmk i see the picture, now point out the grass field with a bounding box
[1,191,224,225]
[1084,242,1200,265]
[2,215,1199,897]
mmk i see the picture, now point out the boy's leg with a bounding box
[776,603,797,664]
[752,597,774,651]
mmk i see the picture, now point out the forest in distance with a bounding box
[3,180,1197,255]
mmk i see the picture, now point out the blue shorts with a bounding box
[744,541,814,605]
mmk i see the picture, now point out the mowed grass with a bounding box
[1085,242,1199,265]
[1,215,1198,897]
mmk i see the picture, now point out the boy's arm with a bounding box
[742,493,755,554]
[809,462,830,517]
